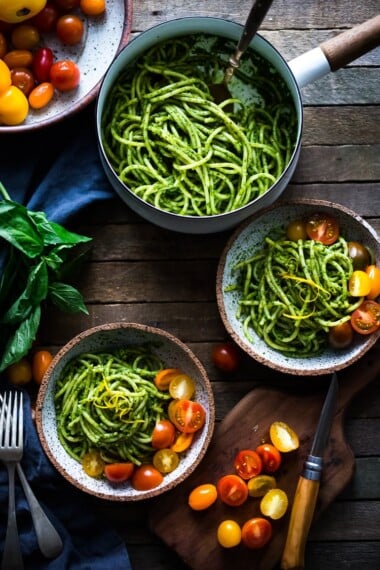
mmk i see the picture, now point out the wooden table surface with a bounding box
[9,0,380,568]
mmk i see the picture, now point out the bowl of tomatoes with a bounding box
[216,198,380,376]
[35,322,215,501]
[0,0,132,131]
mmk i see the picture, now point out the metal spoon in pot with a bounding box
[210,0,274,105]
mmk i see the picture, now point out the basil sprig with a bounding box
[0,183,92,372]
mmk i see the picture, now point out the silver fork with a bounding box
[0,392,63,560]
[0,391,24,570]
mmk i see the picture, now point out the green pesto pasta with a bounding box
[227,235,364,357]
[101,35,297,217]
[54,346,170,465]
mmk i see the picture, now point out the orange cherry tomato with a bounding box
[4,49,34,69]
[81,449,105,478]
[217,474,248,507]
[168,399,206,434]
[56,14,84,45]
[28,81,54,109]
[269,421,299,453]
[6,357,32,385]
[234,449,262,480]
[260,488,289,520]
[171,431,194,453]
[255,443,282,473]
[188,483,218,511]
[32,350,53,384]
[241,517,272,549]
[151,419,176,449]
[348,270,371,297]
[11,67,35,96]
[365,265,380,300]
[104,462,134,483]
[80,0,106,15]
[305,212,339,245]
[154,368,181,390]
[350,300,380,335]
[131,464,163,491]
[49,59,80,91]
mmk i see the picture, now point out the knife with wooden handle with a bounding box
[281,372,339,569]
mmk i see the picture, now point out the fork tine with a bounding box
[0,394,5,444]
[5,391,13,447]
[17,392,23,448]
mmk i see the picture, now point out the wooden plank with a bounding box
[310,501,380,540]
[302,107,380,145]
[305,542,380,569]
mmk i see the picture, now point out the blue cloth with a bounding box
[0,104,132,570]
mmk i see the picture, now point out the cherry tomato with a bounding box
[131,464,163,491]
[269,421,299,453]
[260,488,289,519]
[348,241,371,270]
[153,448,180,473]
[50,59,80,91]
[217,474,248,507]
[348,270,371,297]
[29,81,54,109]
[104,462,134,483]
[32,350,53,384]
[31,3,60,32]
[0,59,12,92]
[4,49,34,69]
[54,0,81,9]
[286,219,308,241]
[234,449,262,480]
[154,368,181,390]
[188,483,218,511]
[328,321,354,349]
[305,212,339,245]
[33,47,54,83]
[211,342,240,373]
[217,520,242,548]
[365,265,380,300]
[81,449,105,478]
[171,431,194,453]
[56,14,84,45]
[0,85,29,125]
[11,23,40,50]
[241,517,272,549]
[247,474,277,498]
[168,373,195,400]
[11,67,35,96]
[6,357,32,385]
[168,399,206,434]
[80,0,106,16]
[255,443,282,473]
[0,32,8,59]
[151,419,176,449]
[350,300,380,335]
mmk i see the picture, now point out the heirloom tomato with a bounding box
[217,520,242,548]
[151,419,176,449]
[306,212,339,245]
[350,300,380,335]
[131,464,163,491]
[217,474,248,507]
[255,443,282,473]
[104,462,134,483]
[241,517,272,549]
[168,399,206,434]
[188,484,218,511]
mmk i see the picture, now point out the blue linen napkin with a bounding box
[0,104,132,569]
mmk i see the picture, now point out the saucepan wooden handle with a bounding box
[320,15,380,71]
[281,476,320,569]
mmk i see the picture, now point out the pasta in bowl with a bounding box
[216,199,380,376]
[35,323,215,500]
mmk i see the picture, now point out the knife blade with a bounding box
[281,372,339,569]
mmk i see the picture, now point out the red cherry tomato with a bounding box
[234,449,262,480]
[31,3,60,33]
[350,300,380,335]
[56,14,84,45]
[168,399,206,434]
[365,265,380,300]
[50,60,80,91]
[104,462,134,483]
[241,517,272,549]
[11,67,35,96]
[217,474,248,507]
[33,47,54,83]
[211,342,240,373]
[305,212,339,245]
[255,443,282,473]
[131,464,163,491]
[328,321,354,349]
[151,419,176,449]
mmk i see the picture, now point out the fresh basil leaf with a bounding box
[0,246,19,310]
[0,305,41,372]
[28,210,92,246]
[0,201,44,257]
[48,282,89,315]
[1,260,49,325]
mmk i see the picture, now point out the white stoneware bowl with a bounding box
[216,199,380,376]
[35,322,215,501]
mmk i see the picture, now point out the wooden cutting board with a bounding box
[149,344,380,570]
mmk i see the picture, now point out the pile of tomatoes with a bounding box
[188,421,299,550]
[0,0,106,125]
[6,349,53,386]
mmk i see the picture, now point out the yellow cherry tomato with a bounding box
[269,421,299,453]
[247,474,277,498]
[6,357,32,385]
[0,59,11,92]
[0,84,29,125]
[348,270,371,297]
[81,449,105,478]
[28,81,54,109]
[260,488,289,520]
[365,265,380,300]
[217,520,242,548]
[188,484,218,511]
[0,0,47,24]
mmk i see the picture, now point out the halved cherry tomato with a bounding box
[241,517,272,549]
[286,219,308,241]
[32,350,53,384]
[260,488,289,520]
[328,321,354,349]
[188,483,218,511]
[305,212,339,245]
[131,464,163,491]
[28,81,54,109]
[255,443,282,473]
[247,475,277,498]
[269,421,299,453]
[153,448,180,473]
[82,449,105,478]
[171,431,194,453]
[169,373,196,400]
[348,241,371,270]
[217,474,248,507]
[80,0,106,15]
[211,342,240,373]
[49,59,80,91]
[154,368,181,390]
[348,270,371,297]
[6,357,32,385]
[350,300,380,335]
[217,520,242,548]
[151,419,176,449]
[234,449,262,480]
[365,265,380,300]
[56,14,84,45]
[104,462,134,483]
[168,399,206,434]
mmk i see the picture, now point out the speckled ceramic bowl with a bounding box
[216,199,380,376]
[35,322,215,501]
